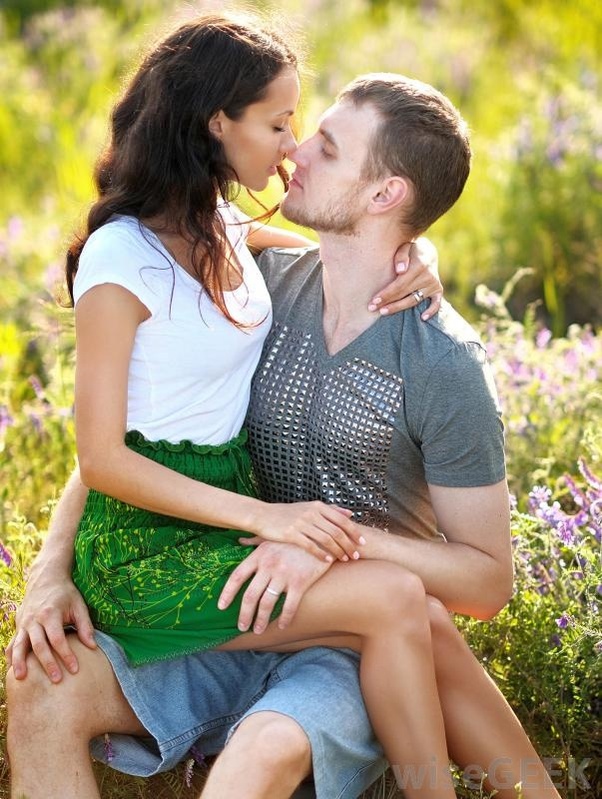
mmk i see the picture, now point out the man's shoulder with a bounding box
[392,300,494,412]
[423,300,483,349]
[255,246,321,292]
[399,299,485,368]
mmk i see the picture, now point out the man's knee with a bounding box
[6,641,137,743]
[228,712,311,773]
[6,655,88,736]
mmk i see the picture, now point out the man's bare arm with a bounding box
[6,468,95,682]
[220,481,512,629]
[357,480,513,620]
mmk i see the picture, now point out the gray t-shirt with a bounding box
[246,247,505,540]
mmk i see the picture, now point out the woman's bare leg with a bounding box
[219,561,456,799]
[428,598,561,799]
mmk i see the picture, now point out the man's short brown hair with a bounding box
[338,73,471,235]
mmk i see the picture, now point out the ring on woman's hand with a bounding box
[265,586,281,597]
[412,289,425,304]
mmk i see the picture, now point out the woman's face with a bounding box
[210,67,300,191]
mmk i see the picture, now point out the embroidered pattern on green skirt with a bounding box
[73,430,283,666]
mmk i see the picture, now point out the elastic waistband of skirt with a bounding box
[124,428,249,456]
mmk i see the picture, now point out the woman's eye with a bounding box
[273,126,286,133]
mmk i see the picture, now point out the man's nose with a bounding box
[288,138,309,166]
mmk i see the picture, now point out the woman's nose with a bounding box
[283,129,298,158]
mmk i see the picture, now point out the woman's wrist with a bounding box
[228,494,267,537]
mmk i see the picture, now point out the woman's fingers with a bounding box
[254,501,364,561]
[286,507,365,562]
[251,585,283,634]
[368,237,442,319]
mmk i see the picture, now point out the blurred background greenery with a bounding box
[1,0,601,336]
[1,2,601,798]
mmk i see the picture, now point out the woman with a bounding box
[67,11,455,798]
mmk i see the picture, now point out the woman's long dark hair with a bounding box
[65,12,298,324]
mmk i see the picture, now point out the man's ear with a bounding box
[368,176,412,215]
[208,110,227,139]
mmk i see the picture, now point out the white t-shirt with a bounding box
[73,204,272,445]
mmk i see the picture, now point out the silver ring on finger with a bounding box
[265,586,281,597]
[412,289,425,304]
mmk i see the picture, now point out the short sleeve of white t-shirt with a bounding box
[74,222,163,315]
[72,205,272,446]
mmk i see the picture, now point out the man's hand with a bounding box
[218,539,332,634]
[6,568,96,683]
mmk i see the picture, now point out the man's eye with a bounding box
[321,148,333,158]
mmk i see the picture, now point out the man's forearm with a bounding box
[30,467,89,576]
[358,525,512,620]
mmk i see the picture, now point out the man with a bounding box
[6,74,560,799]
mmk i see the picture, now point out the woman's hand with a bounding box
[367,237,442,320]
[249,501,365,562]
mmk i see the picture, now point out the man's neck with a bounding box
[317,224,413,355]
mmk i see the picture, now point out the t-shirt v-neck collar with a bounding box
[311,271,395,364]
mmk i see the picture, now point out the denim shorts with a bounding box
[91,630,386,799]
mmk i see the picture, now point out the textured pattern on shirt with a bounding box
[247,321,403,529]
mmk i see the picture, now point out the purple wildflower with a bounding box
[528,485,552,512]
[535,328,552,348]
[564,474,586,507]
[550,634,562,648]
[595,641,602,655]
[0,540,12,567]
[2,601,18,623]
[29,412,42,433]
[557,522,576,547]
[103,733,115,763]
[578,459,602,491]
[556,612,572,629]
[0,405,14,435]
[590,499,602,527]
[189,744,206,766]
[29,376,44,399]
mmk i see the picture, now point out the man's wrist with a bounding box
[357,524,396,561]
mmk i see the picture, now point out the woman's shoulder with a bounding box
[82,216,150,257]
[74,217,169,311]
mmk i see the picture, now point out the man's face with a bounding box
[281,100,381,234]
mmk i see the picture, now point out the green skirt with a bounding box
[73,429,282,666]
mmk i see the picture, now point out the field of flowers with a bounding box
[1,1,601,798]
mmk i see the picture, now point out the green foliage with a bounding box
[493,80,602,335]
[474,280,602,501]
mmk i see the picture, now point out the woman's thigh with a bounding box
[219,559,426,654]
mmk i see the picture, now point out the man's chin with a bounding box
[280,200,309,228]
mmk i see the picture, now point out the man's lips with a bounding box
[289,173,303,189]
